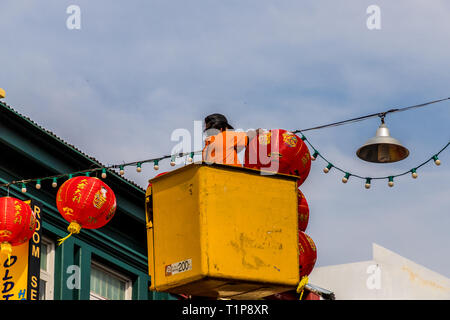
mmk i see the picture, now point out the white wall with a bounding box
[308,243,450,300]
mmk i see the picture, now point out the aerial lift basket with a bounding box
[145,163,299,299]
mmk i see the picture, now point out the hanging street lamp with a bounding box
[356,115,409,163]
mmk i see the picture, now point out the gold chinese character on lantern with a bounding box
[0,230,12,237]
[282,132,298,147]
[258,132,271,145]
[87,216,97,225]
[14,215,22,224]
[299,243,305,254]
[72,189,82,203]
[63,207,74,216]
[93,187,107,209]
[77,179,88,189]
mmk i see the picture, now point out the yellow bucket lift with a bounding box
[145,163,299,299]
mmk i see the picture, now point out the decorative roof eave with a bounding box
[0,100,145,194]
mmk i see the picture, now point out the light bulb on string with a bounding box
[0,130,446,193]
[365,178,372,189]
[21,183,27,193]
[433,155,441,166]
[323,163,333,173]
[119,165,125,176]
[342,172,350,183]
[388,176,394,187]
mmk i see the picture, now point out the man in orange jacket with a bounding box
[202,114,261,167]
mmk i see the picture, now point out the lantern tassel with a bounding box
[57,222,81,246]
[296,275,309,300]
[57,233,73,246]
[1,242,12,266]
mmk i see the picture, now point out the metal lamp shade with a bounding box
[356,123,409,163]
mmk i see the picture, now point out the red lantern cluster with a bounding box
[298,189,309,232]
[0,197,37,259]
[265,231,317,301]
[243,129,317,300]
[298,190,315,280]
[244,129,311,186]
[56,177,116,244]
[298,231,317,277]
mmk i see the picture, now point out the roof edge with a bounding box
[0,100,145,193]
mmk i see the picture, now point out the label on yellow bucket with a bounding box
[165,259,192,277]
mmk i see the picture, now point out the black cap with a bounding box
[204,113,234,131]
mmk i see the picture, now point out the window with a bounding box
[90,261,132,300]
[39,236,55,300]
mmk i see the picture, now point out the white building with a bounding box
[308,243,450,300]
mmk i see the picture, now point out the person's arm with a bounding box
[232,129,263,153]
[246,128,263,143]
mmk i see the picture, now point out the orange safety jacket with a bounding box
[202,131,248,166]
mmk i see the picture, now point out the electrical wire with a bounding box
[0,97,448,189]
[292,97,449,133]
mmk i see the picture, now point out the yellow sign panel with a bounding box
[0,242,30,300]
[0,200,42,300]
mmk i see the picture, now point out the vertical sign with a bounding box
[27,200,42,300]
[0,200,42,300]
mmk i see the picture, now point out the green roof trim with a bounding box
[0,100,145,194]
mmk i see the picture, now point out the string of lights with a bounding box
[0,150,202,191]
[298,132,449,188]
[0,136,447,192]
[0,97,448,191]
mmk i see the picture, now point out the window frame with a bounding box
[39,236,55,300]
[89,260,132,300]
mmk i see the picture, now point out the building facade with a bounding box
[0,100,173,300]
[308,243,450,300]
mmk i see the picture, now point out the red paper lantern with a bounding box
[298,189,309,232]
[244,129,311,186]
[0,197,37,260]
[56,176,116,244]
[298,231,317,277]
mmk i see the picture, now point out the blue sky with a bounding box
[1,1,449,277]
